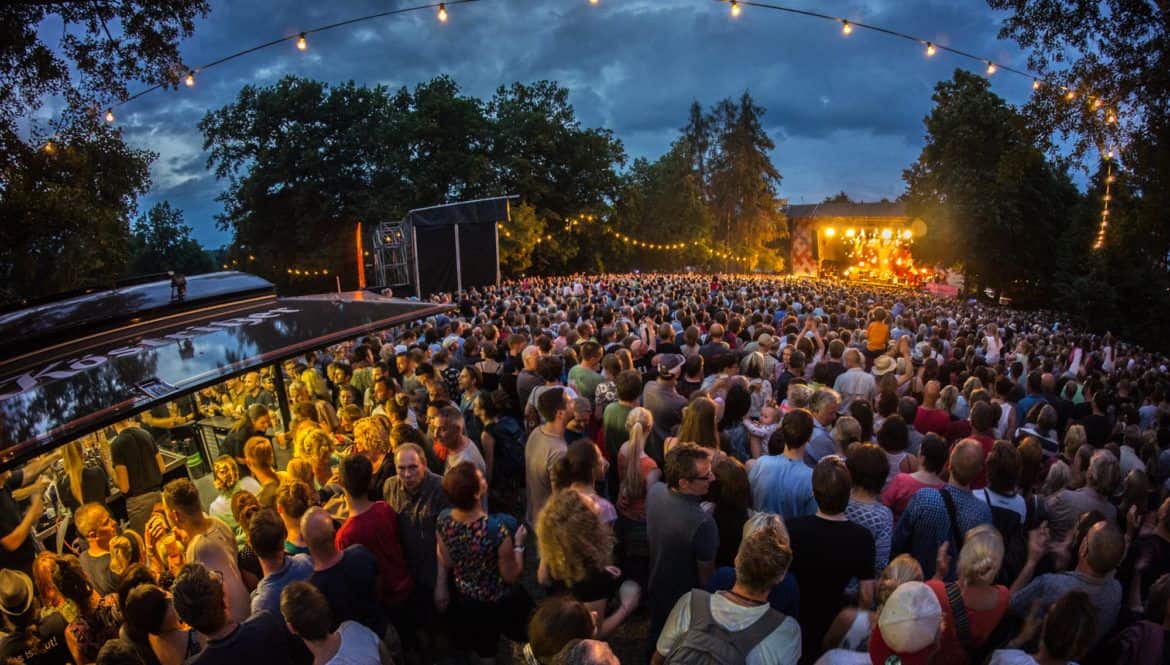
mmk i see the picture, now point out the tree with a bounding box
[0,2,207,304]
[903,70,1078,295]
[822,191,854,204]
[706,92,787,271]
[611,140,713,271]
[990,0,1170,343]
[485,81,626,273]
[127,202,214,277]
[201,76,421,291]
[1,1,208,166]
[0,114,153,304]
[499,203,546,277]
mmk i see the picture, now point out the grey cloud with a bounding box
[119,0,1041,247]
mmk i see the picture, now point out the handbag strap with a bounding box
[944,582,975,648]
[938,487,964,552]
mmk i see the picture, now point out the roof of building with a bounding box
[787,201,909,219]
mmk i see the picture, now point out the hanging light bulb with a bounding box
[296,33,307,50]
[184,71,195,87]
[105,109,115,123]
[1065,89,1076,101]
[986,61,997,75]
[43,140,54,154]
[925,42,936,56]
[437,3,448,21]
[1107,112,1117,124]
[841,20,853,35]
[730,0,741,17]
[1032,79,1041,90]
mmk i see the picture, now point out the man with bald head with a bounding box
[302,506,387,638]
[1011,520,1124,647]
[891,439,993,579]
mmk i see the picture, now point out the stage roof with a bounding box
[787,201,911,220]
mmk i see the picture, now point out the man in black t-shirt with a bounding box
[173,562,306,665]
[0,454,54,577]
[302,506,387,638]
[786,456,876,665]
[109,420,165,535]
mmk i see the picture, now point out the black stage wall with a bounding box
[407,197,510,297]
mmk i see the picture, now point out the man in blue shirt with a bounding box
[749,409,818,520]
[891,439,993,580]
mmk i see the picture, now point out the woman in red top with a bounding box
[881,434,947,522]
[927,524,1010,665]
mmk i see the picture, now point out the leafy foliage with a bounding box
[0,115,153,304]
[989,0,1170,345]
[0,0,208,166]
[127,202,214,277]
[903,70,1078,295]
[201,77,626,286]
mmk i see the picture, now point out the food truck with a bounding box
[0,271,448,548]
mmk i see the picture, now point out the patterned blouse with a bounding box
[67,594,122,663]
[437,511,515,603]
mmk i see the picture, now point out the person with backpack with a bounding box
[977,442,1045,587]
[474,390,526,518]
[653,518,800,665]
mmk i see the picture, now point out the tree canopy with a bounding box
[126,202,214,277]
[201,76,626,287]
[0,1,208,304]
[903,70,1078,296]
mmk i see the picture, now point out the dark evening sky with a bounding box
[102,0,1048,247]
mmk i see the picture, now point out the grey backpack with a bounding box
[663,590,786,665]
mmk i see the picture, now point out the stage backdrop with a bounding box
[407,197,510,297]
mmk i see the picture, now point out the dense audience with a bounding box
[2,273,1170,665]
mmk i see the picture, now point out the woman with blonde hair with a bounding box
[60,440,110,509]
[108,529,148,578]
[298,427,338,489]
[209,455,260,544]
[351,417,395,500]
[823,554,924,652]
[536,489,637,638]
[1063,423,1088,462]
[244,436,281,507]
[926,524,1010,664]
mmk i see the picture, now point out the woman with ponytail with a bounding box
[615,407,660,588]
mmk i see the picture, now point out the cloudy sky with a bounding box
[115,0,1046,247]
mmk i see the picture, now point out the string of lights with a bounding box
[79,0,1120,253]
[100,0,470,124]
[719,0,1119,127]
[718,0,1121,251]
[1093,157,1114,251]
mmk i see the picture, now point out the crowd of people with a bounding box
[2,272,1170,665]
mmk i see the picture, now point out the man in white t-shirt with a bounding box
[281,580,393,664]
[654,519,801,665]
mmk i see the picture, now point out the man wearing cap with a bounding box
[643,354,688,463]
[0,454,56,577]
[0,569,70,664]
[832,349,876,414]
